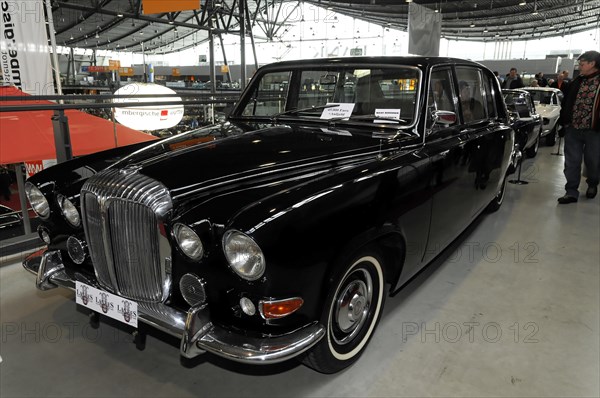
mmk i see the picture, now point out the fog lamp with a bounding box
[174,223,204,260]
[37,226,51,244]
[67,236,87,264]
[57,194,81,227]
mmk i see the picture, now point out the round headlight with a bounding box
[174,223,204,260]
[57,194,80,227]
[24,182,50,218]
[222,230,265,281]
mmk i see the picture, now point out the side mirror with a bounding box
[433,110,457,126]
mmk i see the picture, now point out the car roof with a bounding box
[257,56,487,71]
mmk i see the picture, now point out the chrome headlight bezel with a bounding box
[173,223,204,260]
[222,230,266,281]
[24,182,50,219]
[57,194,81,227]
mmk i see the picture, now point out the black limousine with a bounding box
[24,57,515,373]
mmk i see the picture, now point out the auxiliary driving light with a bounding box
[239,297,256,316]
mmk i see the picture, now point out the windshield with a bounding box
[236,66,420,126]
[524,89,560,105]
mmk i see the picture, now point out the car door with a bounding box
[421,66,503,265]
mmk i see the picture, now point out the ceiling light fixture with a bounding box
[519,1,526,5]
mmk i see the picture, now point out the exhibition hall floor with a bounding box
[1,145,598,397]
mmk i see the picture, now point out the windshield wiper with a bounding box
[347,114,409,124]
[270,104,339,122]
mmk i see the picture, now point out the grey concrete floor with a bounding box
[1,145,599,397]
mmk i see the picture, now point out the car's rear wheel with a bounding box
[526,135,540,158]
[486,175,507,213]
[302,247,387,374]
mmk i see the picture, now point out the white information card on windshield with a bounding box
[320,103,355,120]
[374,109,401,123]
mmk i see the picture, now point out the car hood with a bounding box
[534,104,560,118]
[110,121,399,201]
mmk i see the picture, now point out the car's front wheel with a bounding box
[545,125,557,146]
[526,134,540,158]
[302,247,387,374]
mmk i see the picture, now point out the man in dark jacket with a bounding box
[502,68,525,89]
[557,50,600,204]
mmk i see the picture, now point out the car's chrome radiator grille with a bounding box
[81,168,173,303]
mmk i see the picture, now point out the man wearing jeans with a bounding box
[558,51,600,204]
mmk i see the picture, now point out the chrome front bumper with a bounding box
[23,250,325,364]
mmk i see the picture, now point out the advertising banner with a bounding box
[0,0,54,95]
[24,159,56,178]
[142,0,200,15]
[408,3,441,57]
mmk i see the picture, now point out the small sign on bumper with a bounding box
[76,281,138,328]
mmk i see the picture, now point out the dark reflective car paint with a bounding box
[24,57,515,364]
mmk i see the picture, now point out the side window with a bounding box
[426,67,458,133]
[504,92,531,118]
[242,71,291,116]
[427,67,456,113]
[456,67,486,123]
[483,74,497,118]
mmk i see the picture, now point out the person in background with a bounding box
[493,71,503,85]
[502,68,524,89]
[537,72,548,87]
[551,71,570,95]
[0,166,11,201]
[557,50,600,204]
[529,79,540,87]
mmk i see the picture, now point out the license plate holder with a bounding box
[76,281,138,328]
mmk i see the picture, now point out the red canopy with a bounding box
[0,86,157,164]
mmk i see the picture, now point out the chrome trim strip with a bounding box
[171,149,388,200]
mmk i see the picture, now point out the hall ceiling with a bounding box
[50,0,600,53]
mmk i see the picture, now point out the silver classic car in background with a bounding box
[523,86,563,146]
[503,89,543,159]
[23,57,514,373]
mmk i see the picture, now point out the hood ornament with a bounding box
[119,164,142,175]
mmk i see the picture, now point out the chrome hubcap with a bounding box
[333,269,372,345]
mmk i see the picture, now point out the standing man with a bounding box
[502,68,525,89]
[557,50,600,204]
[551,71,570,95]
